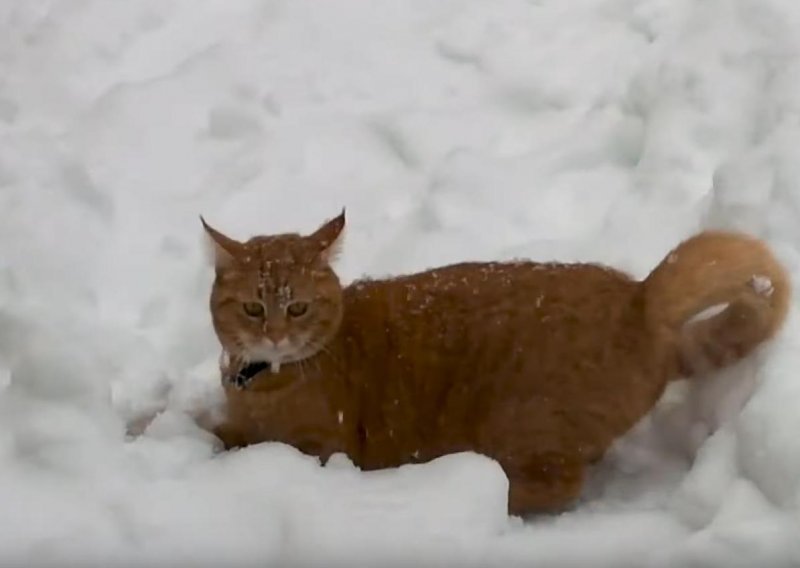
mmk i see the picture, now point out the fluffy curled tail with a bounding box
[643,230,791,377]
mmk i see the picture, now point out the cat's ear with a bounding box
[200,216,243,268]
[308,208,346,264]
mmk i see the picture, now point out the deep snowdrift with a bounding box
[1,0,800,566]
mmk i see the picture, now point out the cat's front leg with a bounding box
[185,403,247,450]
[212,421,248,450]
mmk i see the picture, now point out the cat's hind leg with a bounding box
[504,454,587,516]
[477,399,589,515]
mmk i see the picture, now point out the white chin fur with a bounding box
[244,338,295,365]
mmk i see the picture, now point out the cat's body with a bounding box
[202,212,790,515]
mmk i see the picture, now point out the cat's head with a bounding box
[201,210,346,368]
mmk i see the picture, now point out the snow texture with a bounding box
[1,0,800,566]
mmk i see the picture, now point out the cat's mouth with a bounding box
[240,335,326,374]
[243,338,297,372]
[225,336,317,389]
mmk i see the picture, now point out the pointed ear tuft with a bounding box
[308,208,346,263]
[200,215,243,268]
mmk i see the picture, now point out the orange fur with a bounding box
[645,231,790,377]
[200,213,790,515]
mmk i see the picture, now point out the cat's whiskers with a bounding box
[304,339,341,371]
[298,358,308,384]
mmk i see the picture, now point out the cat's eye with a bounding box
[286,302,309,318]
[242,302,264,317]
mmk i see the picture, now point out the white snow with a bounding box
[2,0,800,566]
[751,274,775,297]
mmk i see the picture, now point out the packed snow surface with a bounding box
[2,0,800,566]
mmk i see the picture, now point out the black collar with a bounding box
[230,360,269,390]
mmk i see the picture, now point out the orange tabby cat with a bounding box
[200,211,790,515]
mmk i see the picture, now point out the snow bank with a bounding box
[2,0,800,565]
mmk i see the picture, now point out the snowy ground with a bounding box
[2,0,800,566]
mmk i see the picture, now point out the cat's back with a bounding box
[343,259,638,325]
[339,259,643,371]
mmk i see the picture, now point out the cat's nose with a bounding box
[265,331,285,345]
[263,321,286,344]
